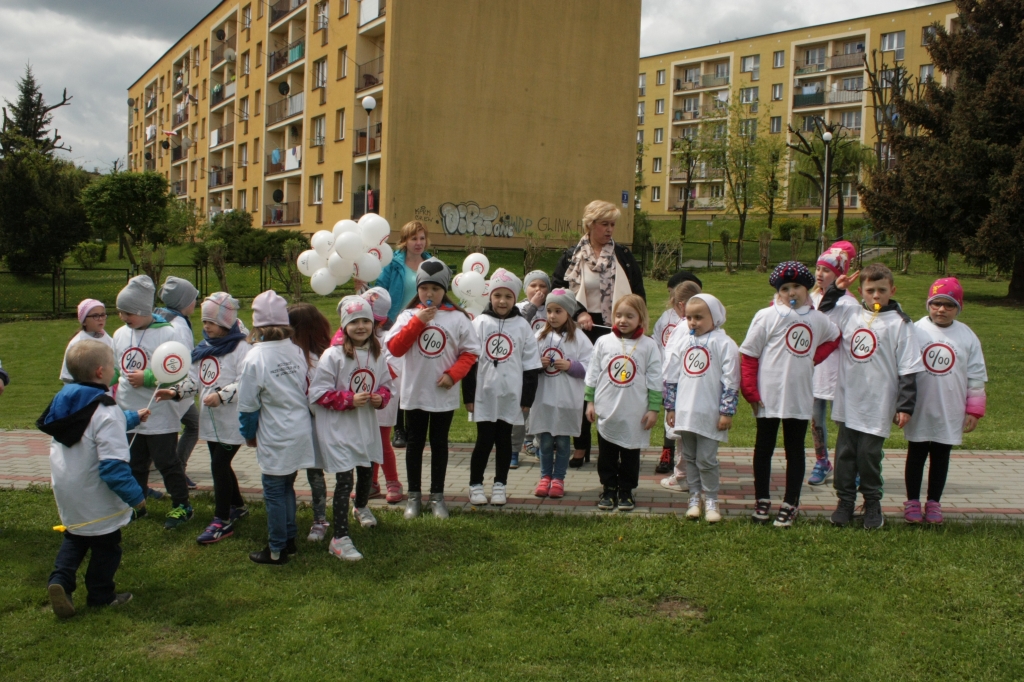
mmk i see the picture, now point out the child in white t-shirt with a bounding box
[739,262,841,528]
[61,299,114,384]
[664,294,739,523]
[585,294,662,512]
[157,276,201,489]
[512,270,551,462]
[903,278,987,525]
[464,269,543,506]
[529,288,593,499]
[238,291,316,565]
[362,287,405,503]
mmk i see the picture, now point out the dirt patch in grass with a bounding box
[144,629,200,660]
[654,597,705,620]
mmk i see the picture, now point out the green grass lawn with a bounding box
[3,270,1021,450]
[3,487,1024,680]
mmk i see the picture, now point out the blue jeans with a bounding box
[261,472,297,553]
[538,433,571,480]
[49,529,122,607]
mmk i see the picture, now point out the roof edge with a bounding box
[128,0,228,91]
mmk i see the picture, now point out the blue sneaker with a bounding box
[146,487,164,500]
[229,505,249,521]
[523,439,537,458]
[197,518,234,545]
[808,460,833,486]
[510,452,520,469]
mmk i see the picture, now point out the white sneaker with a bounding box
[685,494,702,520]
[490,482,507,506]
[469,484,488,506]
[660,476,686,493]
[704,497,722,524]
[306,521,329,542]
[328,536,363,562]
[353,506,377,528]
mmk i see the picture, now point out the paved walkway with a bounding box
[3,430,1023,521]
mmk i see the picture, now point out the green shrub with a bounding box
[777,218,817,242]
[198,212,304,263]
[70,242,104,269]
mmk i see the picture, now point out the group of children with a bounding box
[41,237,988,617]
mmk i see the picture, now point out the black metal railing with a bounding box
[264,201,301,225]
[268,37,306,75]
[208,168,234,188]
[270,0,307,24]
[266,93,304,125]
[356,56,384,91]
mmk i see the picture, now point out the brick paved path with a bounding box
[3,430,1023,520]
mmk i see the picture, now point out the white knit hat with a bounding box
[338,295,373,329]
[251,290,289,327]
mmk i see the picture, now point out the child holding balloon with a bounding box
[112,275,194,530]
[60,299,114,384]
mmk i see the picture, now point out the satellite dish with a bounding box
[145,152,153,160]
[161,140,170,149]
[170,136,182,149]
[127,97,135,106]
[225,48,236,62]
[272,189,284,203]
[278,82,290,96]
[182,137,194,149]
[215,29,226,40]
[290,125,299,137]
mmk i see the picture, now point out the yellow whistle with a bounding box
[621,371,628,381]
[874,303,881,311]
[53,525,66,532]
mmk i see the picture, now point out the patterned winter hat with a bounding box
[816,240,857,277]
[201,292,240,329]
[523,270,551,293]
[488,268,523,299]
[545,288,577,317]
[338,295,374,328]
[769,261,815,290]
[361,286,392,322]
[926,277,964,312]
[416,258,452,291]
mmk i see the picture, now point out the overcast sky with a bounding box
[0,0,939,170]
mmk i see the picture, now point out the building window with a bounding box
[313,58,328,89]
[239,142,248,166]
[684,66,700,84]
[805,47,826,67]
[256,42,262,66]
[920,64,935,82]
[840,110,862,129]
[842,76,864,91]
[715,62,729,79]
[241,51,250,75]
[802,115,821,132]
[770,116,782,134]
[638,73,646,96]
[880,68,897,88]
[312,115,326,145]
[739,119,757,139]
[238,189,247,211]
[253,186,259,210]
[651,186,661,201]
[335,108,345,139]
[740,55,760,80]
[656,69,666,85]
[653,157,662,172]
[773,50,785,68]
[337,47,348,78]
[740,87,758,103]
[253,137,260,157]
[203,39,208,60]
[683,96,699,112]
[257,0,263,18]
[881,31,906,60]
[311,175,324,205]
[637,101,645,125]
[315,1,329,30]
[334,171,345,201]
[254,89,261,114]
[655,99,664,115]
[243,4,252,28]
[636,129,644,144]
[771,83,782,100]
[922,25,937,45]
[341,0,350,17]
[654,128,664,143]
[710,184,724,199]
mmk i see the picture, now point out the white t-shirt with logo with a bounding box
[237,339,316,475]
[810,291,858,401]
[309,344,393,472]
[653,309,682,362]
[112,322,183,434]
[192,340,251,445]
[388,308,481,413]
[528,328,594,437]
[585,333,662,450]
[904,318,987,445]
[374,327,401,428]
[738,301,840,420]
[517,300,548,335]
[664,328,740,442]
[470,314,543,425]
[828,304,924,438]
[61,330,115,384]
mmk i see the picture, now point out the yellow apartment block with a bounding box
[635,1,956,221]
[127,0,641,248]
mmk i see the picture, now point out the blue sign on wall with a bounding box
[621,191,629,207]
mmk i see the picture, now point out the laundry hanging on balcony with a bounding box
[285,145,302,171]
[271,148,282,165]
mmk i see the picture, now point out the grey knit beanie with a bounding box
[416,258,452,291]
[116,275,156,316]
[545,288,577,318]
[159,276,199,311]
[523,270,551,293]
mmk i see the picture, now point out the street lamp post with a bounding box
[820,129,833,251]
[361,95,376,218]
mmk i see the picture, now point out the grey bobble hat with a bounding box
[545,288,578,317]
[159,276,199,311]
[416,257,452,291]
[523,270,551,293]
[116,275,156,316]
[338,295,374,329]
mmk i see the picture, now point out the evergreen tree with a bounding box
[1,65,72,157]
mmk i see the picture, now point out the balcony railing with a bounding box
[673,197,725,210]
[171,145,188,163]
[826,89,863,104]
[173,108,189,127]
[673,109,700,121]
[270,0,307,25]
[211,34,237,67]
[208,168,234,188]
[793,91,825,108]
[674,79,698,92]
[795,61,827,76]
[210,81,237,107]
[353,123,382,156]
[671,166,725,181]
[268,37,306,75]
[265,201,301,226]
[172,180,187,196]
[356,56,384,91]
[829,51,865,70]
[701,74,729,88]
[210,122,234,147]
[144,160,156,171]
[266,92,304,125]
[265,145,303,175]
[145,96,157,112]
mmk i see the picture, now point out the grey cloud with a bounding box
[2,0,219,41]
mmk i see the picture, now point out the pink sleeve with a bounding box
[316,390,356,412]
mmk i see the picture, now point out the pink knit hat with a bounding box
[77,299,105,325]
[927,277,964,311]
[251,290,290,327]
[361,286,392,322]
[816,240,857,277]
[201,292,240,329]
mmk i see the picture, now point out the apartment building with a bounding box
[635,1,956,219]
[127,0,641,247]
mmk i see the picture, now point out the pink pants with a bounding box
[372,426,400,486]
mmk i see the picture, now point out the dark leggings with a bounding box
[469,420,513,486]
[905,441,953,502]
[209,441,244,520]
[753,417,808,506]
[404,409,455,494]
[332,467,372,538]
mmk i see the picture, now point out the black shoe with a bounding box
[862,500,885,530]
[568,456,584,469]
[47,584,75,619]
[654,448,673,475]
[285,538,298,555]
[584,453,591,463]
[185,476,198,490]
[392,428,407,448]
[249,546,289,565]
[831,500,855,527]
[751,498,772,525]
[617,491,635,512]
[107,592,133,608]
[597,490,617,511]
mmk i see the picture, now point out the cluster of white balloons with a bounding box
[296,214,394,296]
[451,253,492,317]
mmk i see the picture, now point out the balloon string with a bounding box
[127,390,158,449]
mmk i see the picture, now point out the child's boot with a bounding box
[903,500,923,524]
[468,484,488,506]
[831,500,855,527]
[307,519,329,541]
[490,483,507,506]
[47,584,75,619]
[429,493,449,519]
[353,507,377,528]
[773,502,798,528]
[617,490,635,512]
[597,489,617,511]
[751,498,772,525]
[655,447,673,474]
[385,480,404,504]
[329,536,363,562]
[404,492,422,520]
[862,499,885,530]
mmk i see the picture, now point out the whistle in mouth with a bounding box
[789,299,797,308]
[426,299,434,307]
[873,303,881,311]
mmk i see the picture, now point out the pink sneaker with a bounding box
[351,483,382,500]
[385,480,403,504]
[903,500,923,524]
[548,479,565,498]
[924,500,943,524]
[534,476,552,497]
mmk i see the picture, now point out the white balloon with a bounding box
[327,253,354,284]
[151,341,191,384]
[366,242,393,268]
[459,271,486,299]
[310,268,337,296]
[463,300,485,318]
[332,219,360,238]
[334,232,365,261]
[360,215,391,247]
[297,249,326,277]
[451,273,470,300]
[310,230,335,257]
[358,212,379,225]
[354,252,382,282]
[463,253,490,277]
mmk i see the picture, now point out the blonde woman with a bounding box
[360,220,433,327]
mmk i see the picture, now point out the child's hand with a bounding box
[541,355,552,369]
[894,412,910,429]
[667,412,675,428]
[437,373,454,390]
[153,388,176,401]
[529,289,546,307]
[203,392,222,407]
[416,307,437,324]
[126,370,146,388]
[963,414,979,433]
[553,359,571,372]
[522,406,530,414]
[577,312,594,331]
[836,270,860,291]
[717,414,733,431]
[585,402,596,423]
[370,393,383,408]
[640,410,658,430]
[353,392,371,407]
[137,409,151,422]
[246,437,257,448]
[751,401,764,417]
[465,402,474,413]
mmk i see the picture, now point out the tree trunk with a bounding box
[735,212,747,268]
[118,233,125,260]
[120,232,137,267]
[680,179,690,239]
[1009,249,1024,301]
[836,192,845,239]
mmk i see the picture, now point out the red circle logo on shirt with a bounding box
[542,347,564,375]
[923,342,955,375]
[661,323,677,346]
[417,326,447,357]
[198,357,220,386]
[120,347,147,372]
[350,368,377,393]
[608,355,637,386]
[682,346,711,376]
[785,323,813,356]
[532,318,547,332]
[850,329,877,360]
[485,333,514,363]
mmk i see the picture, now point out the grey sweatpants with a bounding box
[511,423,534,452]
[679,431,720,499]
[834,422,886,503]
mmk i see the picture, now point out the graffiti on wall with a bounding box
[437,201,588,239]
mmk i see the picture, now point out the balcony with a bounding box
[356,56,384,92]
[208,168,234,189]
[270,0,307,26]
[211,34,237,67]
[267,92,304,125]
[173,74,186,95]
[673,197,725,210]
[172,180,187,196]
[793,91,825,108]
[674,79,698,92]
[673,109,700,121]
[268,38,306,75]
[829,51,865,70]
[171,145,188,163]
[826,89,863,105]
[671,166,724,181]
[265,201,301,226]
[145,96,157,112]
[210,122,234,147]
[265,145,303,175]
[173,107,189,128]
[359,0,386,26]
[795,61,827,76]
[144,159,156,171]
[353,123,382,156]
[210,81,236,107]
[701,74,729,88]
